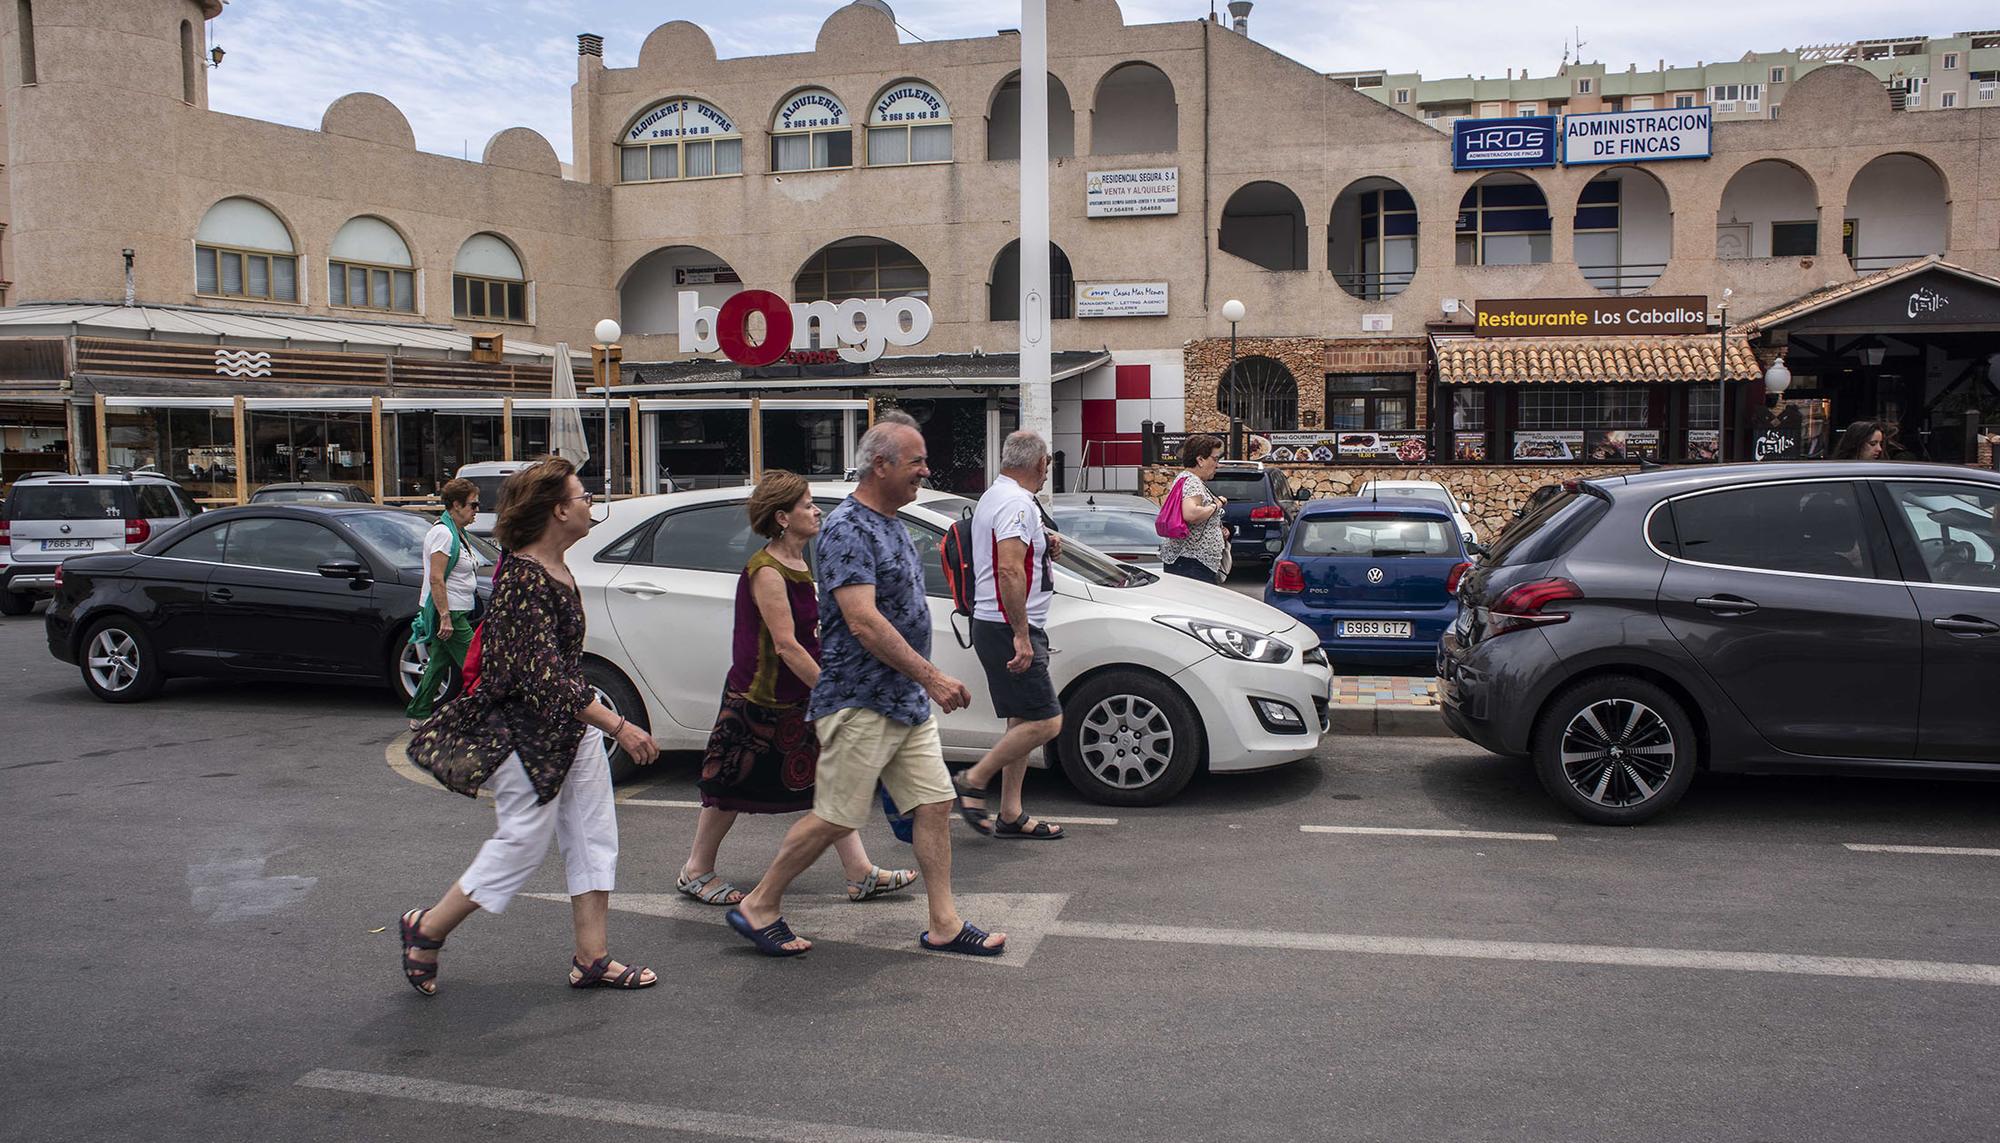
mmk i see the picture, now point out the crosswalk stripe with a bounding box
[1300,825,1557,842]
[1843,843,2000,858]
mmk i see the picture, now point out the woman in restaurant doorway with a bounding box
[676,470,918,908]
[1831,420,1893,461]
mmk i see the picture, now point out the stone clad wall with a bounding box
[1141,463,1627,538]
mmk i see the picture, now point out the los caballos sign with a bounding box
[679,290,932,366]
[1474,296,1709,336]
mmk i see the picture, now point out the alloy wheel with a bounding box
[398,640,429,701]
[88,628,141,694]
[1559,698,1677,808]
[1078,694,1176,791]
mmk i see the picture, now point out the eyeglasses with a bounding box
[568,492,596,505]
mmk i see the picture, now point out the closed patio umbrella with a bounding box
[549,342,590,470]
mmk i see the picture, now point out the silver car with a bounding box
[1,471,202,615]
[1048,492,1167,571]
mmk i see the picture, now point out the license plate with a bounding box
[1338,620,1412,639]
[40,539,93,551]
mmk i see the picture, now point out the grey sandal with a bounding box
[677,868,745,906]
[846,865,919,902]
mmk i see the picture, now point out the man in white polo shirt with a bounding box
[950,430,1065,840]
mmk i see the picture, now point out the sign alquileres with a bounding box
[1562,107,1712,166]
[1087,168,1179,217]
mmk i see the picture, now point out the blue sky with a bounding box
[205,1,1995,161]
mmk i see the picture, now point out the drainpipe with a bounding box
[122,249,136,306]
[1202,19,1212,315]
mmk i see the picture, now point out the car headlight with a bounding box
[1153,615,1293,663]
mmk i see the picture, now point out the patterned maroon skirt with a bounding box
[698,692,819,813]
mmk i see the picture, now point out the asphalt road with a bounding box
[4,611,1998,1142]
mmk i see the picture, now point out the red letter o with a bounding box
[717,290,794,367]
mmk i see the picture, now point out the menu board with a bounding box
[1685,430,1720,462]
[1512,431,1585,462]
[1264,431,1430,464]
[1586,429,1661,462]
[1453,433,1488,462]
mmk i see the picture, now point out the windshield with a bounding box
[256,488,348,503]
[6,484,130,520]
[466,477,510,509]
[1377,485,1454,511]
[343,510,500,570]
[1049,507,1161,553]
[1206,476,1269,502]
[1483,485,1607,566]
[1296,514,1457,557]
[915,495,1154,588]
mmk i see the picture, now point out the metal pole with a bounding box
[1228,319,1239,449]
[1717,305,1728,463]
[1017,0,1053,451]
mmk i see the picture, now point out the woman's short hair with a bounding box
[439,478,478,510]
[494,456,576,551]
[747,469,811,538]
[1180,433,1223,468]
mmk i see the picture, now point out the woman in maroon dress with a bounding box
[676,470,917,907]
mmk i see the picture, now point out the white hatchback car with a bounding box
[570,485,1334,805]
[1356,479,1480,546]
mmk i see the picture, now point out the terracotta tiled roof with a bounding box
[1738,255,2000,334]
[1432,334,1759,385]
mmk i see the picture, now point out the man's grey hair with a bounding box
[855,410,921,476]
[999,429,1049,471]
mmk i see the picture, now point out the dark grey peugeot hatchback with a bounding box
[1439,462,2000,824]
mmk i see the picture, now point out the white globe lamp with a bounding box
[1221,299,1246,324]
[594,318,622,345]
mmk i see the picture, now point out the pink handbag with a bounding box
[1155,476,1190,539]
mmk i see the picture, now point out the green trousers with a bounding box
[405,609,472,719]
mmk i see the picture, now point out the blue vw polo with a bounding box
[1264,497,1470,662]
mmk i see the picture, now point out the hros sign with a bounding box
[678,289,932,366]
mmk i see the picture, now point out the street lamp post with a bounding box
[1714,288,1732,463]
[1222,298,1245,457]
[593,318,621,502]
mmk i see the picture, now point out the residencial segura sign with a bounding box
[1474,296,1709,336]
[1452,116,1558,170]
[679,290,932,366]
[1562,107,1712,165]
[1086,168,1179,217]
[1076,282,1168,318]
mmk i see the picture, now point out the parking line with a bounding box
[615,796,1116,825]
[1300,825,1557,842]
[297,1069,1012,1142]
[1843,843,2000,858]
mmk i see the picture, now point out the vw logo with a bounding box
[1366,567,1384,584]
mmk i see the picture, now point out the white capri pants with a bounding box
[457,728,618,914]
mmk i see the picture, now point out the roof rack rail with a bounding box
[19,469,73,480]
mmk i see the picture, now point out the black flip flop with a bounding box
[919,922,1006,957]
[398,908,445,996]
[727,908,809,957]
[993,812,1064,840]
[951,772,996,835]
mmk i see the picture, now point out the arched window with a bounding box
[867,81,952,166]
[1717,160,1817,259]
[1220,182,1308,271]
[988,73,1074,160]
[328,216,416,313]
[1457,175,1552,266]
[1844,154,1947,272]
[1217,356,1298,432]
[619,245,741,339]
[772,88,853,171]
[1092,62,1176,155]
[1575,167,1672,295]
[620,98,743,182]
[989,241,1074,320]
[1330,177,1418,300]
[195,197,297,302]
[454,233,526,322]
[795,238,928,302]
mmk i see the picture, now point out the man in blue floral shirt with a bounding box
[727,412,1008,958]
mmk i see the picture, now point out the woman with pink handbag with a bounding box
[1156,434,1229,584]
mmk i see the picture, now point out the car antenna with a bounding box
[1087,494,1096,505]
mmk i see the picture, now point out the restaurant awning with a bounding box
[0,302,586,364]
[1431,334,1759,385]
[602,350,1113,395]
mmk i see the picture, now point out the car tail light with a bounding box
[1249,505,1284,521]
[124,518,150,545]
[0,518,9,545]
[52,566,63,589]
[1445,561,1471,595]
[1483,577,1583,638]
[1272,559,1305,594]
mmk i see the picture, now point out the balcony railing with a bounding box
[1331,269,1415,302]
[1850,252,1944,273]
[1580,263,1667,296]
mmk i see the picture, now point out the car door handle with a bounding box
[1932,615,2000,637]
[616,581,667,598]
[208,587,234,603]
[1694,595,1759,615]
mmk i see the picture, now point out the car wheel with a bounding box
[583,659,649,784]
[79,617,165,702]
[391,633,460,708]
[0,588,31,617]
[1531,676,1696,825]
[1056,670,1202,807]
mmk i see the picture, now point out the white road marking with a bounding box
[614,794,1117,825]
[1050,922,2000,987]
[1844,843,2000,858]
[1300,825,1558,842]
[296,1069,1013,1142]
[616,797,703,808]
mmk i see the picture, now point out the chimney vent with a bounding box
[1227,1,1252,35]
[577,33,604,58]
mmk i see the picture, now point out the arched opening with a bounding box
[329,216,416,312]
[180,20,195,103]
[16,0,36,85]
[794,237,929,302]
[988,240,1074,320]
[454,233,528,322]
[1092,62,1176,155]
[1844,153,1948,272]
[987,72,1074,160]
[1217,356,1299,432]
[1221,182,1307,271]
[1457,174,1551,266]
[618,98,743,182]
[618,245,740,338]
[1574,166,1673,295]
[771,87,853,171]
[1717,160,1819,259]
[1329,177,1417,300]
[866,80,953,166]
[194,197,297,302]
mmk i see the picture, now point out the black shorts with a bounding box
[971,619,1062,722]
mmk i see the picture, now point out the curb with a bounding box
[1324,706,1451,738]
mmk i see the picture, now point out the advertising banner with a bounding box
[1265,431,1430,464]
[1512,431,1585,462]
[1076,282,1169,318]
[1086,168,1180,217]
[1562,107,1712,166]
[1685,430,1721,462]
[1585,429,1662,462]
[1453,433,1489,462]
[1452,116,1559,170]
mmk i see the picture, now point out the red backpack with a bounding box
[940,507,977,620]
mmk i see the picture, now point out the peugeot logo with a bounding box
[1367,567,1384,584]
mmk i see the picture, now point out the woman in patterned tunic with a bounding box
[1158,433,1230,583]
[677,470,917,908]
[398,457,662,995]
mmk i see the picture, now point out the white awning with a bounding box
[0,302,585,364]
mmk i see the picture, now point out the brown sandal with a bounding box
[568,954,657,990]
[399,908,445,996]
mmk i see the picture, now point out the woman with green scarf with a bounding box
[406,478,485,728]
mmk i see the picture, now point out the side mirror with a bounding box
[1466,541,1490,559]
[317,559,369,583]
[1292,487,1312,502]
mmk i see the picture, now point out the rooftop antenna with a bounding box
[1574,26,1588,63]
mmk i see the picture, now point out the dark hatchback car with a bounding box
[46,504,495,703]
[1266,498,1470,663]
[1439,462,2000,824]
[248,482,375,505]
[1205,462,1300,570]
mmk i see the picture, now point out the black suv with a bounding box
[1439,462,2000,824]
[1206,462,1302,571]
